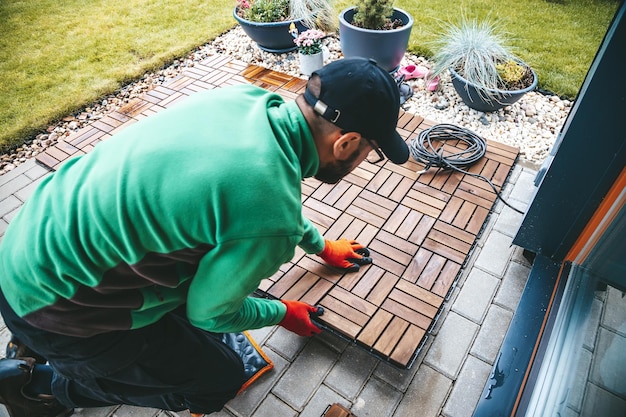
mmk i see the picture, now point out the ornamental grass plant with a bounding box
[428,17,533,102]
[289,0,337,31]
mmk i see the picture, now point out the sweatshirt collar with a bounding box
[268,100,319,179]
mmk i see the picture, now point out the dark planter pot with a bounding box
[339,7,413,72]
[449,66,538,112]
[233,7,308,53]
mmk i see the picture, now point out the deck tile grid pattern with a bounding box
[35,54,518,369]
[262,138,517,368]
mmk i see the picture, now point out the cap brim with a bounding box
[381,131,409,164]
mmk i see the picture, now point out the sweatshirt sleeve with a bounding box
[186,236,295,333]
[297,215,325,254]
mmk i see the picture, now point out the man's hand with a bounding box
[317,239,372,272]
[279,300,323,336]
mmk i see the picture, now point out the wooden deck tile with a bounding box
[34,55,519,368]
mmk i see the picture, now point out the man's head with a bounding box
[299,57,409,183]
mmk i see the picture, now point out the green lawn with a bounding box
[0,0,620,152]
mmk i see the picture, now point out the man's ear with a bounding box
[332,131,362,160]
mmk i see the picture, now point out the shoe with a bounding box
[398,82,413,104]
[0,358,73,417]
[426,75,440,92]
[393,73,413,105]
[6,337,47,364]
[397,64,428,80]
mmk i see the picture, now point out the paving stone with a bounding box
[203,409,235,417]
[502,165,522,195]
[508,169,536,205]
[0,160,37,187]
[493,205,524,238]
[0,330,11,359]
[452,269,499,324]
[474,231,514,277]
[316,329,350,353]
[510,245,533,267]
[0,174,32,198]
[0,218,7,239]
[589,327,626,397]
[227,348,289,417]
[298,384,351,417]
[0,195,21,218]
[24,162,52,180]
[494,261,531,312]
[3,206,21,224]
[352,377,402,417]
[15,176,47,202]
[424,312,479,379]
[266,326,309,360]
[251,394,297,417]
[248,325,275,346]
[580,383,626,417]
[601,286,626,336]
[583,296,604,351]
[470,304,513,364]
[72,405,120,417]
[325,344,378,400]
[373,360,420,393]
[567,348,592,412]
[560,406,580,417]
[392,365,452,417]
[157,410,190,417]
[110,405,160,417]
[441,356,492,417]
[272,340,337,411]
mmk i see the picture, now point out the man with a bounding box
[0,57,409,417]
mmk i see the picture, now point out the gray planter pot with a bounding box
[339,7,413,72]
[233,7,307,53]
[449,66,538,112]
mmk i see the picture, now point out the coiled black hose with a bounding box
[408,124,523,214]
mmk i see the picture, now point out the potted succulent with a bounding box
[428,17,538,112]
[291,26,326,75]
[338,0,413,72]
[234,0,336,53]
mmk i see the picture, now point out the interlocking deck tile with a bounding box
[35,54,519,368]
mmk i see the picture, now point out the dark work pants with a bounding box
[0,288,246,414]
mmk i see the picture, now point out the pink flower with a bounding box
[292,29,325,55]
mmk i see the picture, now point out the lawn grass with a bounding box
[0,0,235,152]
[0,0,620,152]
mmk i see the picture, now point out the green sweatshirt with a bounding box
[0,84,325,337]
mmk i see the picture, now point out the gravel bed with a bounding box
[0,26,573,175]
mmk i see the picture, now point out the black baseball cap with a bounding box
[303,57,409,164]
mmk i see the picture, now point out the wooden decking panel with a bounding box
[35,54,519,368]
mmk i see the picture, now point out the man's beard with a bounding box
[314,150,360,184]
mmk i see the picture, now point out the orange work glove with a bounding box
[317,239,372,272]
[279,300,323,336]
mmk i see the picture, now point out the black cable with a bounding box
[408,124,524,215]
